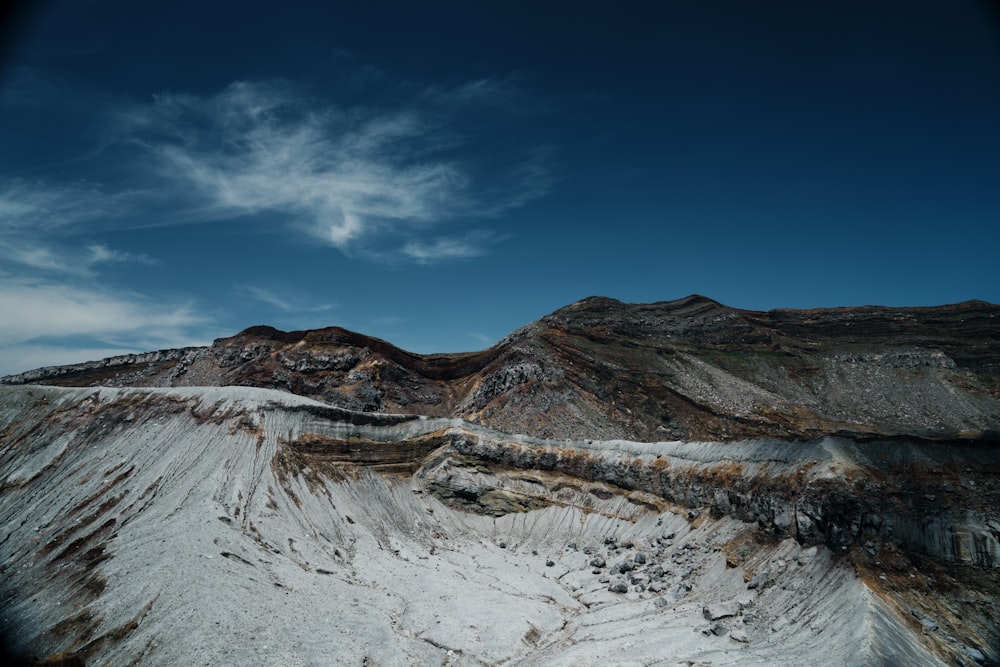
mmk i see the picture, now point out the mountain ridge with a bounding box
[4,295,999,443]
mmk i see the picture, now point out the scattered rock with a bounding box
[589,555,606,568]
[629,573,648,586]
[747,568,771,590]
[909,607,939,633]
[710,621,728,636]
[546,559,555,567]
[608,580,629,594]
[704,600,740,621]
[634,552,646,564]
[963,646,986,663]
[730,628,750,643]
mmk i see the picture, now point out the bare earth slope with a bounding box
[4,295,999,442]
[1,386,997,666]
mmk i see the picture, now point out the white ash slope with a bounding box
[0,385,977,666]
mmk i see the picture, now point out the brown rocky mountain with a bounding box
[5,295,999,442]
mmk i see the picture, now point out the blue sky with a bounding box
[1,1,999,375]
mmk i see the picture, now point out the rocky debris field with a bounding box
[1,385,997,666]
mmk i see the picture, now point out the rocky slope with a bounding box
[1,386,996,666]
[4,295,999,442]
[2,296,999,665]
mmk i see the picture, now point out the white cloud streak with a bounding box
[85,242,157,267]
[0,279,211,375]
[402,233,493,264]
[238,284,336,314]
[2,79,550,265]
[0,279,202,348]
[0,178,131,232]
[115,80,548,260]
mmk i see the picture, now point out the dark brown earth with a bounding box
[4,295,999,442]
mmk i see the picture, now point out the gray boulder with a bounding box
[704,600,740,621]
[608,580,629,594]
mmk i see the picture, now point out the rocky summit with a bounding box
[1,296,999,666]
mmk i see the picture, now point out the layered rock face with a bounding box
[5,295,999,442]
[2,386,996,666]
[1,296,999,665]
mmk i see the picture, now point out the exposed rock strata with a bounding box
[2,294,999,665]
[1,386,997,665]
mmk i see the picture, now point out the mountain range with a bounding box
[6,295,999,443]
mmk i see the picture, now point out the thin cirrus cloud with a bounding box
[0,178,148,277]
[0,278,206,376]
[0,236,154,277]
[238,284,336,314]
[401,231,501,264]
[0,178,131,233]
[115,80,550,261]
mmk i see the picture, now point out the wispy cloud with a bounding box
[401,231,500,264]
[0,278,209,376]
[0,279,201,347]
[0,179,152,277]
[3,78,550,264]
[0,178,131,232]
[238,284,336,314]
[113,80,549,261]
[85,242,157,267]
[0,237,155,278]
[466,332,496,348]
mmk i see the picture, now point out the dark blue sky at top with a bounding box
[0,1,998,374]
